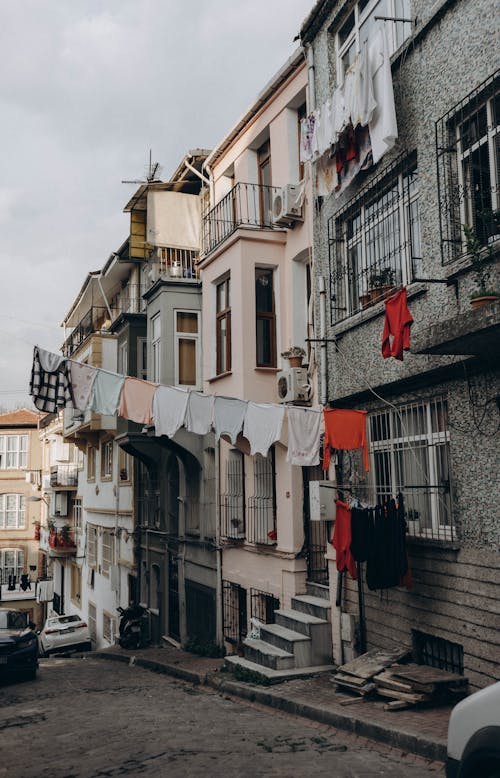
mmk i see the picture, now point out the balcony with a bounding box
[40,526,77,557]
[202,182,280,256]
[0,580,37,603]
[148,247,200,283]
[50,464,79,488]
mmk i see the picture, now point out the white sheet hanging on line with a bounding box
[243,402,285,457]
[89,371,124,416]
[213,397,247,444]
[69,362,97,411]
[286,406,323,467]
[152,386,189,438]
[368,25,398,163]
[185,392,215,436]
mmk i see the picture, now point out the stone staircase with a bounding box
[225,582,335,683]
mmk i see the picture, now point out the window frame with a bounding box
[100,438,113,481]
[137,336,148,380]
[174,309,201,389]
[0,494,26,530]
[102,610,115,644]
[151,313,161,383]
[70,562,82,605]
[72,497,82,531]
[101,528,114,577]
[0,548,24,584]
[0,435,28,470]
[216,276,231,375]
[255,267,277,368]
[87,445,96,482]
[87,524,97,568]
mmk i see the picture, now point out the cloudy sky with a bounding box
[0,0,312,410]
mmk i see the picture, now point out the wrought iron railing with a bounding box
[436,69,500,265]
[202,182,281,256]
[247,496,276,545]
[328,154,421,323]
[220,494,245,540]
[149,247,199,281]
[222,580,247,644]
[250,588,280,624]
[62,306,108,357]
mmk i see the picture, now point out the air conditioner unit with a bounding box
[272,184,304,226]
[277,368,310,403]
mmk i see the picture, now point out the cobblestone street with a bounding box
[0,657,443,777]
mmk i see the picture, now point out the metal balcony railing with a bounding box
[50,464,78,487]
[247,496,276,545]
[202,182,280,256]
[150,248,199,282]
[62,306,108,357]
[220,494,245,540]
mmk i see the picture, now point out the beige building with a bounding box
[0,409,45,627]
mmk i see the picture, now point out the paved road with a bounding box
[0,657,442,777]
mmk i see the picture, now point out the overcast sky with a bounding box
[0,0,312,410]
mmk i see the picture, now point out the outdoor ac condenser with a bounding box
[277,368,310,403]
[272,184,304,226]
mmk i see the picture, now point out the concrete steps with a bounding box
[225,581,334,680]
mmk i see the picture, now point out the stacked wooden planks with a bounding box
[333,647,410,697]
[374,663,468,710]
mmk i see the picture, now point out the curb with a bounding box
[92,651,446,762]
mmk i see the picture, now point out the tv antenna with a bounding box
[122,149,163,184]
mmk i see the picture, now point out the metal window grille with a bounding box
[328,153,421,323]
[0,549,24,585]
[220,450,245,540]
[102,612,115,644]
[202,182,281,256]
[250,588,280,624]
[412,630,464,675]
[364,397,453,541]
[436,69,500,264]
[247,450,277,545]
[88,603,97,642]
[222,580,247,644]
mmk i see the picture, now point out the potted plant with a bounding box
[59,524,73,547]
[281,345,306,368]
[463,224,500,308]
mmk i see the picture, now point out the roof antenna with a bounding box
[122,149,163,184]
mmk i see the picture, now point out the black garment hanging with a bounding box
[366,496,409,591]
[350,506,374,563]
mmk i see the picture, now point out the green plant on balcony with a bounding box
[59,524,72,546]
[463,224,499,307]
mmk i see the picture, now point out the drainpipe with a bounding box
[306,44,316,113]
[318,276,328,405]
[184,158,210,186]
[214,437,223,647]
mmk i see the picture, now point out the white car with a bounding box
[39,614,91,656]
[446,681,500,778]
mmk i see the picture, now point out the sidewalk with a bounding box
[93,644,450,763]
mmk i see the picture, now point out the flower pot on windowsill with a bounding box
[281,346,306,368]
[288,356,304,368]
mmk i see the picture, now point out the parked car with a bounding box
[39,614,91,656]
[0,608,38,682]
[446,681,500,778]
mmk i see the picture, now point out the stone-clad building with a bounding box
[300,0,499,689]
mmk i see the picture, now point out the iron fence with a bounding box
[250,588,279,624]
[222,580,247,644]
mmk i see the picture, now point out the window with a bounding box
[72,497,82,531]
[87,446,96,481]
[151,314,161,382]
[336,0,411,83]
[137,337,147,380]
[329,154,421,322]
[220,449,245,539]
[88,602,97,643]
[436,70,499,263]
[250,588,280,625]
[258,140,272,222]
[87,524,97,568]
[118,448,132,483]
[255,268,276,367]
[216,277,231,374]
[118,341,128,375]
[101,439,113,480]
[0,548,24,584]
[369,397,452,540]
[70,563,82,605]
[101,528,114,576]
[0,494,25,529]
[102,611,115,644]
[0,435,27,469]
[298,103,307,181]
[174,310,200,388]
[248,450,277,544]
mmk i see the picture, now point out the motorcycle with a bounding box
[117,603,149,649]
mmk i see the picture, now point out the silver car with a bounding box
[39,614,91,656]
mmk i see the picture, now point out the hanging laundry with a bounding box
[381,287,413,361]
[350,45,377,128]
[36,579,54,603]
[331,86,348,144]
[315,99,334,157]
[323,408,370,472]
[335,125,373,197]
[316,152,338,197]
[69,361,97,411]
[30,346,74,413]
[299,114,316,163]
[350,506,374,563]
[366,495,409,590]
[118,377,158,425]
[213,396,247,445]
[152,385,189,438]
[185,391,215,436]
[89,370,125,416]
[286,406,323,467]
[368,25,398,164]
[243,402,285,457]
[332,499,358,580]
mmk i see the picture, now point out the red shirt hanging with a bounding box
[381,287,413,361]
[332,499,357,580]
[323,408,369,472]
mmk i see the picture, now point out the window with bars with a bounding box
[222,580,247,644]
[329,154,421,322]
[247,450,277,545]
[0,435,28,469]
[413,630,464,675]
[368,397,453,540]
[72,497,82,530]
[0,494,25,529]
[220,449,245,539]
[436,70,500,264]
[250,588,280,624]
[0,548,24,584]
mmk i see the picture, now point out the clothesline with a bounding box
[29,345,370,469]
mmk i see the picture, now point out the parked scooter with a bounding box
[117,603,149,649]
